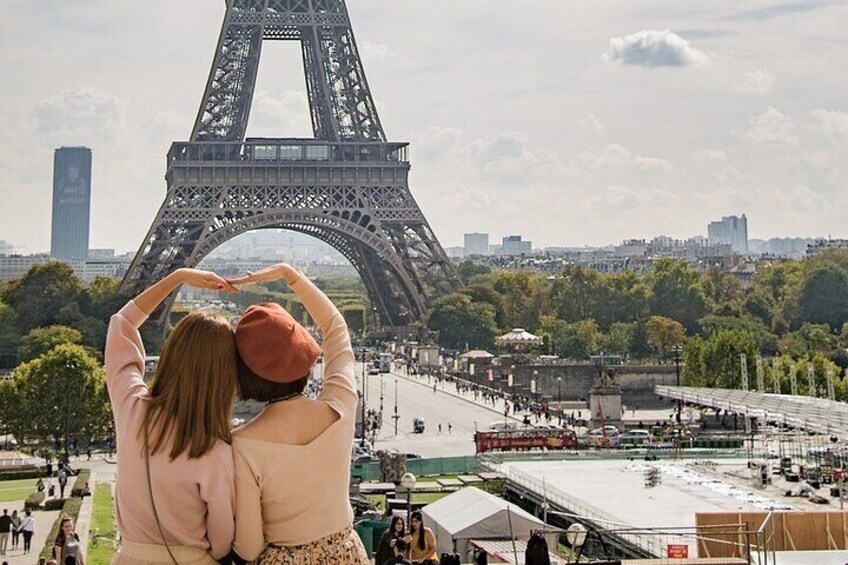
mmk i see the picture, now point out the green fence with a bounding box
[351,456,481,482]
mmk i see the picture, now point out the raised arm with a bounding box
[104,269,238,413]
[227,264,356,414]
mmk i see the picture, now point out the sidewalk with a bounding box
[1,508,61,565]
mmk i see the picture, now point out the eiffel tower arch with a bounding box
[121,0,461,328]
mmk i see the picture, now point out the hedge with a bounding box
[38,470,87,562]
[71,469,91,497]
[24,491,45,510]
[0,468,45,481]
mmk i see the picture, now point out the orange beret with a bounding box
[235,303,320,383]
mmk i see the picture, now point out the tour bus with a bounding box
[475,428,578,454]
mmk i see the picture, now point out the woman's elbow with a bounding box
[234,541,263,563]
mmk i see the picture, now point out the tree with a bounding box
[648,259,708,332]
[427,293,497,350]
[0,262,84,333]
[456,261,491,285]
[684,330,758,389]
[0,303,19,362]
[796,265,848,330]
[539,317,599,360]
[461,284,507,328]
[599,322,635,357]
[0,344,111,448]
[644,316,684,360]
[18,325,83,363]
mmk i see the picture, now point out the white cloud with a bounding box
[249,90,312,137]
[579,113,604,134]
[811,109,848,140]
[359,41,392,61]
[737,69,775,95]
[603,30,712,68]
[692,148,728,163]
[743,106,797,145]
[577,144,672,173]
[33,87,127,144]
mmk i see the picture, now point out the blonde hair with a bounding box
[141,311,237,459]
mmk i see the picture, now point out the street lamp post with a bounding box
[673,344,683,424]
[557,377,562,426]
[393,378,400,436]
[400,472,417,527]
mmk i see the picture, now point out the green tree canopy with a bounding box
[683,330,758,388]
[796,264,848,330]
[0,262,85,333]
[427,293,497,350]
[648,259,709,332]
[18,325,84,363]
[0,344,111,447]
[644,315,685,360]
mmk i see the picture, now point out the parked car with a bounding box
[413,417,426,433]
[619,429,651,445]
[588,425,620,437]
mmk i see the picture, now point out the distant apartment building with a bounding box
[614,239,648,257]
[500,235,532,256]
[0,240,13,255]
[50,147,92,261]
[707,214,748,254]
[806,238,848,257]
[463,233,490,256]
[88,248,116,260]
[0,255,129,282]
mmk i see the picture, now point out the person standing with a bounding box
[407,511,438,565]
[19,510,34,554]
[9,511,20,551]
[228,264,370,564]
[52,517,84,565]
[0,510,11,555]
[106,268,240,564]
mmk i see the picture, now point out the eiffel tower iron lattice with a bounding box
[122,0,461,328]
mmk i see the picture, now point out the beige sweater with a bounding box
[105,301,235,559]
[232,275,357,559]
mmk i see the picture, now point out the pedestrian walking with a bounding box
[227,264,370,564]
[57,466,68,499]
[19,510,34,554]
[0,509,11,555]
[9,511,20,550]
[448,422,452,434]
[52,517,84,565]
[437,423,442,435]
[106,268,239,564]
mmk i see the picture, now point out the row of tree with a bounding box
[428,252,848,385]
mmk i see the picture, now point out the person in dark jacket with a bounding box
[525,531,551,565]
[382,538,412,565]
[374,516,406,565]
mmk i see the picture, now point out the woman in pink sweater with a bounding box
[227,263,370,564]
[105,268,240,564]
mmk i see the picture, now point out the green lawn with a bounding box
[87,483,118,565]
[0,478,39,503]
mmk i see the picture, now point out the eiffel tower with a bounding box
[122,0,461,328]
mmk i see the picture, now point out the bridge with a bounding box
[655,385,848,439]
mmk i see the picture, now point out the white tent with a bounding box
[421,487,556,561]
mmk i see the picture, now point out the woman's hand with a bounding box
[226,263,300,287]
[176,268,240,293]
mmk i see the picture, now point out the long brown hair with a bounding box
[141,311,237,459]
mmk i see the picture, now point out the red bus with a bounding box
[475,429,578,454]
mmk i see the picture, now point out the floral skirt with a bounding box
[258,527,370,565]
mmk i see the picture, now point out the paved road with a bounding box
[356,364,522,458]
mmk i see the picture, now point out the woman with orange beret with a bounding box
[228,263,369,564]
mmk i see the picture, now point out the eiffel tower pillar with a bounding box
[122,0,460,329]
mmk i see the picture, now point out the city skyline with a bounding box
[1,1,847,254]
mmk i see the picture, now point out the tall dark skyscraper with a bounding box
[50,147,92,261]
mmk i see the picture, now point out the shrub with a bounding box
[24,490,45,510]
[43,498,66,511]
[0,468,45,481]
[71,468,91,497]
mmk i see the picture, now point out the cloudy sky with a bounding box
[2,0,847,253]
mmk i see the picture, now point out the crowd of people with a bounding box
[0,508,36,556]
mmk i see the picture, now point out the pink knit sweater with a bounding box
[105,301,235,559]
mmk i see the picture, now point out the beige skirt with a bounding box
[111,539,218,565]
[257,527,370,565]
